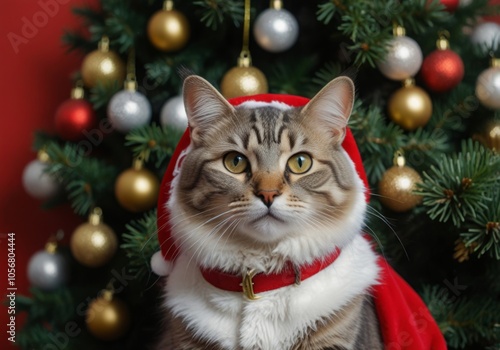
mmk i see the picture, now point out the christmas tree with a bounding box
[18,0,500,349]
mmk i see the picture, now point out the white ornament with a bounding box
[377,36,423,81]
[471,22,500,53]
[160,95,188,131]
[253,8,299,53]
[22,159,59,199]
[27,250,69,290]
[476,65,500,110]
[108,90,152,133]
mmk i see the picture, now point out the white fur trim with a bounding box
[151,251,174,276]
[236,100,295,110]
[164,235,379,349]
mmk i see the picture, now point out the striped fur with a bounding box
[155,76,382,349]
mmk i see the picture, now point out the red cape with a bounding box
[157,93,447,349]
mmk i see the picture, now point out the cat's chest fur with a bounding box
[160,234,380,350]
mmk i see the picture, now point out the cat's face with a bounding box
[170,76,365,253]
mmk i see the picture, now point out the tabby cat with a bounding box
[156,75,383,349]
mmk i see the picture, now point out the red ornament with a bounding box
[420,37,464,93]
[432,0,459,11]
[55,85,96,141]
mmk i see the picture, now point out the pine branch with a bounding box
[422,285,500,348]
[124,123,183,168]
[316,0,449,67]
[35,134,119,216]
[268,57,319,96]
[461,187,500,260]
[349,101,406,183]
[121,209,159,279]
[416,140,500,227]
[89,80,122,110]
[193,0,244,30]
[17,288,75,349]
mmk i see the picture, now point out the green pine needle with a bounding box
[416,140,500,227]
[193,0,244,30]
[461,187,500,260]
[121,209,159,279]
[125,123,183,168]
[36,135,119,215]
[422,285,500,348]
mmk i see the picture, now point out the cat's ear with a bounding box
[183,75,235,143]
[301,76,355,144]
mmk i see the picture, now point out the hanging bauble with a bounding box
[476,58,500,110]
[86,289,131,341]
[420,35,464,93]
[22,150,59,199]
[147,0,190,52]
[377,26,423,81]
[388,78,433,131]
[160,94,188,131]
[107,79,152,133]
[470,22,500,53]
[81,36,126,88]
[378,152,423,212]
[27,238,68,291]
[459,0,473,6]
[54,82,97,141]
[70,208,117,267]
[115,157,159,212]
[253,0,299,53]
[473,119,500,151]
[221,52,268,99]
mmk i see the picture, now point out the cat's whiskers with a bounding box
[364,205,409,261]
[157,204,229,256]
[168,202,228,230]
[185,214,244,271]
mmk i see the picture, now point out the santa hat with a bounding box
[154,93,447,349]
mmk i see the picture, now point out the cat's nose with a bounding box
[257,190,280,208]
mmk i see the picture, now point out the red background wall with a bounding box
[1,1,97,349]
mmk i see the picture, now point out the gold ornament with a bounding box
[115,158,159,212]
[388,78,432,131]
[473,119,500,152]
[86,289,131,341]
[378,152,423,212]
[81,36,126,88]
[221,53,268,99]
[70,208,118,267]
[147,0,190,52]
[221,0,268,99]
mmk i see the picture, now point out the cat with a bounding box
[155,75,383,349]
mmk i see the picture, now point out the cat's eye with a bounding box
[287,153,312,174]
[223,152,249,174]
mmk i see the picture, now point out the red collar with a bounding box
[200,248,341,300]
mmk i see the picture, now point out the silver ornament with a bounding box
[471,22,500,53]
[476,66,500,110]
[27,250,69,290]
[160,95,188,131]
[253,8,299,53]
[107,90,152,133]
[377,36,423,80]
[22,159,59,199]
